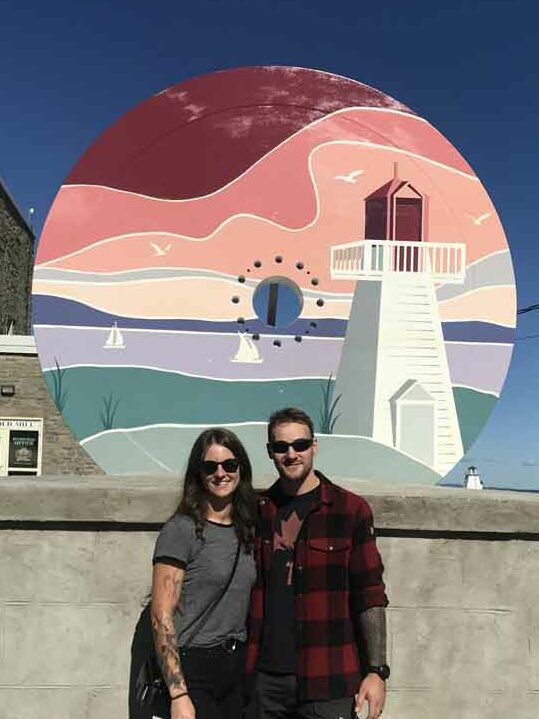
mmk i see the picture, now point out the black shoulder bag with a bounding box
[135,539,242,709]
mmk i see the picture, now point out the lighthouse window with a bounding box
[252,276,303,328]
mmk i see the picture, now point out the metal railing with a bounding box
[330,240,466,284]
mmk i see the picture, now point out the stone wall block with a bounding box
[383,688,453,719]
[458,539,531,608]
[379,537,463,607]
[472,689,537,719]
[389,606,523,694]
[0,688,86,719]
[0,601,4,668]
[91,532,157,604]
[523,692,539,718]
[528,614,539,689]
[0,531,96,602]
[2,603,135,686]
[383,687,537,719]
[86,687,128,719]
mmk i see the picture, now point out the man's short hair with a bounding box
[267,407,314,442]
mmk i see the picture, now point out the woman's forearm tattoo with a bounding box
[151,574,187,696]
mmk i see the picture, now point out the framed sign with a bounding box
[0,418,43,476]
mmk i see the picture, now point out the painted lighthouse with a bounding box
[331,165,466,476]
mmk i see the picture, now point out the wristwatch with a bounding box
[364,664,390,680]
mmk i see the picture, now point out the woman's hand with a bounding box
[171,692,196,719]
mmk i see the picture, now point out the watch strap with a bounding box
[363,664,390,680]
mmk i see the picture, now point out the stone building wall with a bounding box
[0,345,103,475]
[0,180,34,334]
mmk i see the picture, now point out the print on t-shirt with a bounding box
[273,510,303,584]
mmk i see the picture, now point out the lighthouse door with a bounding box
[395,197,422,271]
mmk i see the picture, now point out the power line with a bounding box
[516,303,539,340]
[517,304,539,315]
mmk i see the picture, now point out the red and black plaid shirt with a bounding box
[246,472,388,701]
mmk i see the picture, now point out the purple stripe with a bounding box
[32,295,347,337]
[442,321,515,344]
[33,295,515,345]
[34,327,343,380]
[445,343,513,394]
[35,327,514,392]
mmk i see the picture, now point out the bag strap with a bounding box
[182,537,241,648]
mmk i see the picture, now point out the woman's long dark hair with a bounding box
[176,427,257,552]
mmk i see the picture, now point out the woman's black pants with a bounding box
[179,642,246,719]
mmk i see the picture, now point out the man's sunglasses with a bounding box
[201,458,240,474]
[268,438,314,454]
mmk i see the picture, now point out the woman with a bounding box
[151,427,257,719]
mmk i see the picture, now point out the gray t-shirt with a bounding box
[153,514,256,647]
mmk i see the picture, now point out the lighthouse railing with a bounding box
[330,240,466,284]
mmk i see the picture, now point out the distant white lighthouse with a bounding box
[330,165,466,476]
[464,466,484,490]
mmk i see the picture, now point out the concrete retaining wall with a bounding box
[1,476,538,719]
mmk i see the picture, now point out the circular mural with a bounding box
[32,66,516,482]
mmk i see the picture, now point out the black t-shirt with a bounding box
[258,484,320,674]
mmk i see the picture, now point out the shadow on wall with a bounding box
[129,602,170,719]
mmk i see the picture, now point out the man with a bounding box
[246,407,389,719]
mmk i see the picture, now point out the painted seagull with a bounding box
[466,212,491,226]
[334,170,365,184]
[150,241,172,256]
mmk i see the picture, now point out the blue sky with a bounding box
[2,0,538,488]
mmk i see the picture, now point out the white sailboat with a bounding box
[103,322,126,350]
[231,332,263,364]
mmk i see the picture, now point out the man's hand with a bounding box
[171,693,196,719]
[354,673,385,719]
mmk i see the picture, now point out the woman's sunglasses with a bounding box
[201,458,240,474]
[268,438,314,454]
